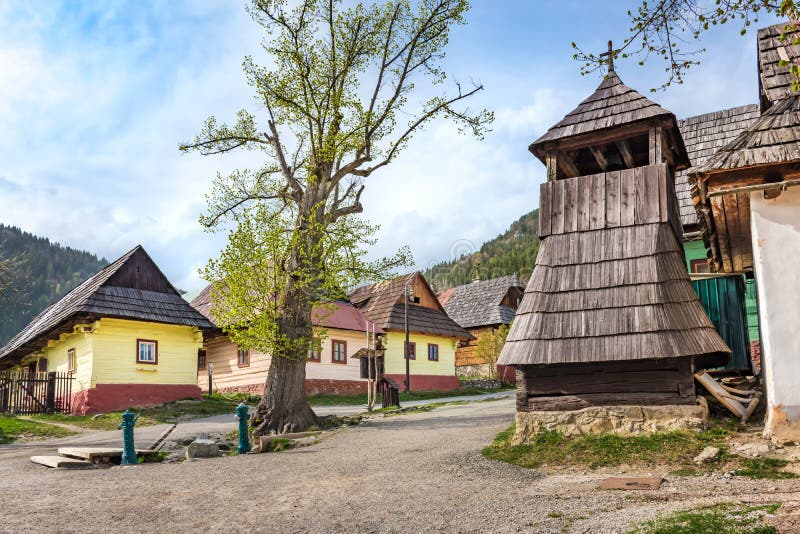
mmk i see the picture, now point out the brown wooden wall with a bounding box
[455,326,494,367]
[516,357,696,411]
[538,163,682,242]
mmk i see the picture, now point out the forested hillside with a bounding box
[425,209,540,291]
[0,225,107,345]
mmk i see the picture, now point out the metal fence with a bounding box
[0,371,74,415]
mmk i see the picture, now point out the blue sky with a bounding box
[0,1,782,295]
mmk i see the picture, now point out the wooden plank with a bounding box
[643,164,661,223]
[695,372,745,418]
[605,169,620,227]
[551,180,565,234]
[619,168,636,226]
[711,197,734,272]
[649,126,663,165]
[724,193,744,272]
[546,151,557,182]
[658,163,669,223]
[539,182,552,237]
[589,173,606,230]
[578,174,592,231]
[633,166,646,224]
[558,152,581,178]
[564,177,578,232]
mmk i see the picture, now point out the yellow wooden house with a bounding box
[348,272,474,391]
[0,246,213,414]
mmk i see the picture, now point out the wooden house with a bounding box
[497,58,730,438]
[438,275,524,381]
[191,286,383,395]
[0,246,213,414]
[349,272,474,391]
[689,23,800,442]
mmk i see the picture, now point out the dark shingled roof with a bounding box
[349,272,474,340]
[693,97,800,174]
[674,105,760,227]
[440,275,524,329]
[0,246,214,363]
[758,23,800,108]
[531,71,674,148]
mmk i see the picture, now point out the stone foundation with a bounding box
[513,405,706,444]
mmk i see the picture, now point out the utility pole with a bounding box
[404,284,411,393]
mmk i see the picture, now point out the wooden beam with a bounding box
[649,126,663,165]
[660,133,674,166]
[616,140,635,168]
[590,146,608,171]
[557,152,581,178]
[546,151,558,182]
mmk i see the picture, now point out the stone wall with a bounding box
[512,405,706,444]
[458,378,502,389]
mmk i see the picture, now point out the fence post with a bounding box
[46,372,56,413]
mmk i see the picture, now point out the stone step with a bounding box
[30,455,97,469]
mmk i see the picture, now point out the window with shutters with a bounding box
[332,340,347,364]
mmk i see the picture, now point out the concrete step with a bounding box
[57,447,153,464]
[30,455,97,469]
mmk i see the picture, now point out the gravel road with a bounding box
[1,398,798,533]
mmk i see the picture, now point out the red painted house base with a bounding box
[383,374,460,391]
[497,365,517,384]
[71,383,202,415]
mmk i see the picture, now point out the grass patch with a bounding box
[31,393,251,431]
[307,386,512,406]
[483,422,797,479]
[483,425,734,469]
[0,415,77,444]
[735,457,798,479]
[629,502,780,533]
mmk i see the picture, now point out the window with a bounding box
[67,348,76,373]
[332,340,347,364]
[406,341,416,360]
[307,338,321,362]
[237,347,250,368]
[197,349,207,370]
[690,259,711,274]
[428,343,439,361]
[37,358,48,372]
[137,339,158,364]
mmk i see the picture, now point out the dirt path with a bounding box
[1,399,798,533]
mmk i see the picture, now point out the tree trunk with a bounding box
[251,353,317,435]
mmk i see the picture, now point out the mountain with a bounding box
[424,209,540,291]
[0,225,107,345]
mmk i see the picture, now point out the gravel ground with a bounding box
[1,398,799,533]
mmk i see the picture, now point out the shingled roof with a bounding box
[498,165,730,368]
[440,275,524,329]
[0,246,213,364]
[674,105,760,227]
[692,97,800,174]
[190,284,383,334]
[531,71,675,150]
[349,272,474,340]
[758,23,800,109]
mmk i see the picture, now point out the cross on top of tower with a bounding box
[599,40,615,74]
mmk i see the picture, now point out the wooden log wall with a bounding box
[517,357,696,411]
[539,163,682,242]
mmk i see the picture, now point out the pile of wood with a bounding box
[695,371,762,423]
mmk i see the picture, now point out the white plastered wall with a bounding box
[750,186,800,443]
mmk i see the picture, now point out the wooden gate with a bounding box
[0,371,74,415]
